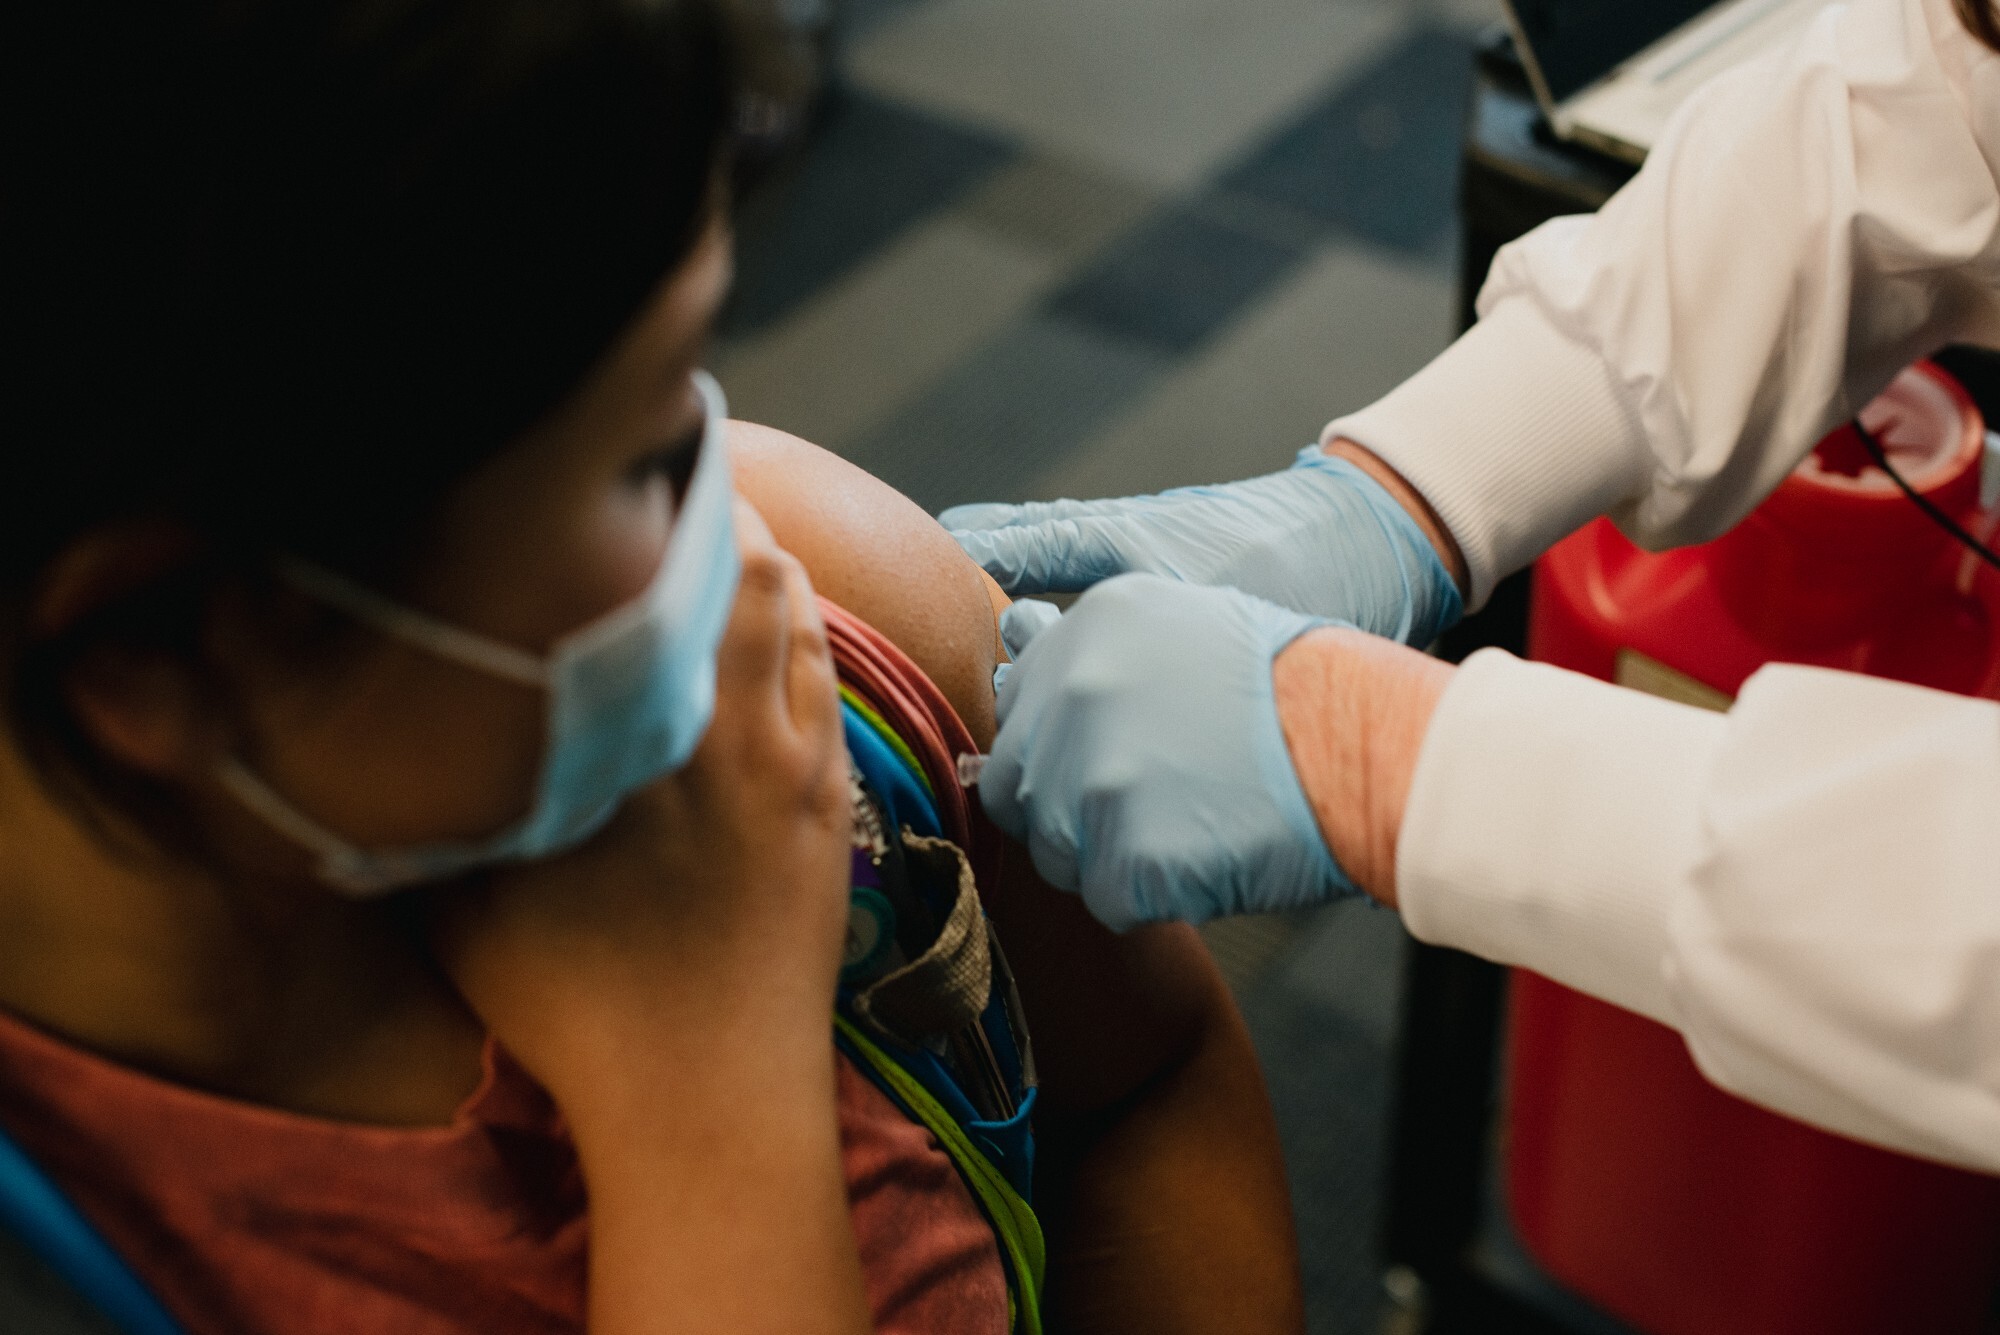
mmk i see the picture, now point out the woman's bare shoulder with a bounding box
[732,421,1234,1122]
[728,420,1007,747]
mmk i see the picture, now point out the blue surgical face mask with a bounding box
[219,370,741,896]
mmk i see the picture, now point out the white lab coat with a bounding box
[1327,0,2000,1171]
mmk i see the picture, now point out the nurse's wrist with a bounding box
[1273,626,1453,909]
[1323,437,1470,598]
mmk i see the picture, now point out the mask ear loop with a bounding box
[223,369,728,895]
[215,758,353,862]
[213,759,396,896]
[275,559,552,687]
[214,562,552,896]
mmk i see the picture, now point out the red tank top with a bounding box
[0,601,1008,1335]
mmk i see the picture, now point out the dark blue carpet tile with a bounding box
[846,313,1166,515]
[1220,26,1474,256]
[723,89,1016,336]
[1041,204,1308,356]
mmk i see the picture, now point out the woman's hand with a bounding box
[435,501,870,1335]
[437,499,850,1091]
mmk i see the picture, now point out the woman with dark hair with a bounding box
[0,2,1304,1331]
[944,0,2000,1174]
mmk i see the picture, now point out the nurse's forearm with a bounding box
[1272,627,1454,908]
[1323,438,1469,598]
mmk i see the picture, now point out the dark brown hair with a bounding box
[1960,0,2000,52]
[0,0,766,848]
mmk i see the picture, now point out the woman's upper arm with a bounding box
[730,420,1005,744]
[730,421,1232,1122]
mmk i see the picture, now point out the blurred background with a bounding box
[714,1,1500,1329]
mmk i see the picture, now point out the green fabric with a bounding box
[834,1016,1044,1335]
[838,685,935,799]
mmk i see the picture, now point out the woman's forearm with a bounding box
[1273,626,1455,908]
[435,518,870,1335]
[563,1036,872,1335]
[1036,971,1304,1335]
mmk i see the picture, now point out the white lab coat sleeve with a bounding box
[1399,649,2000,1172]
[1326,0,2000,608]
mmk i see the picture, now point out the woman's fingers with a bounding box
[714,497,839,782]
[780,555,838,749]
[715,499,793,716]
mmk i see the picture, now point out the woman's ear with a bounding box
[32,522,218,779]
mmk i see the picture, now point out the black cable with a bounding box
[1849,416,2000,573]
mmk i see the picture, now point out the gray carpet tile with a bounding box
[1042,203,1310,355]
[724,88,1017,336]
[1244,977,1400,1335]
[1225,899,1415,1335]
[1200,913,1313,994]
[1271,898,1411,1049]
[833,0,933,43]
[1220,25,1475,256]
[955,153,1160,267]
[845,312,1166,515]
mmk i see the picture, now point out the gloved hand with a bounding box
[981,574,1356,931]
[943,446,1463,647]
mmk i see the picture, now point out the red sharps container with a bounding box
[1510,360,2000,1334]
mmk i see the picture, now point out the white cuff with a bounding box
[1324,302,1650,610]
[1396,650,1728,1026]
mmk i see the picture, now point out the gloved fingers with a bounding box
[1024,823,1083,900]
[998,598,1062,662]
[1077,882,1144,934]
[1076,842,1150,934]
[938,499,1027,531]
[939,494,1148,532]
[975,736,1028,837]
[983,593,1086,895]
[948,514,1142,595]
[975,690,1044,879]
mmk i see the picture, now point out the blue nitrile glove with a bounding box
[989,596,1060,695]
[943,446,1464,648]
[981,574,1358,931]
